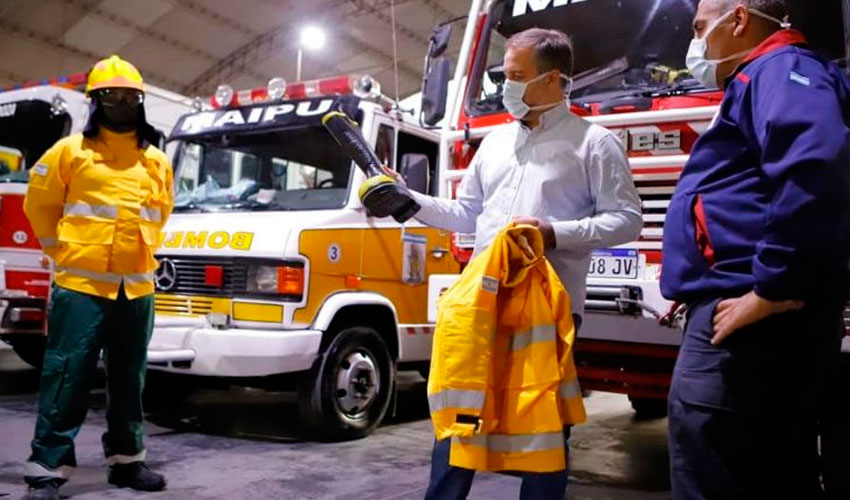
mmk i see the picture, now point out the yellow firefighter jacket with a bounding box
[24,130,173,300]
[428,224,587,473]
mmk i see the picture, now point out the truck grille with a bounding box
[633,170,680,251]
[154,256,248,297]
[155,295,214,315]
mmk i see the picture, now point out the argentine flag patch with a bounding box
[789,71,811,86]
[33,163,49,176]
[481,275,499,294]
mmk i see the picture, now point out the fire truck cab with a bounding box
[146,75,459,440]
[421,0,850,416]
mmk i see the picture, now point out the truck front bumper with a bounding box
[147,322,322,377]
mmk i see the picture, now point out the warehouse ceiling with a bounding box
[0,0,468,99]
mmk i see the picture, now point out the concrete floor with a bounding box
[0,348,670,500]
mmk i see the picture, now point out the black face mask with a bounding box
[99,102,139,132]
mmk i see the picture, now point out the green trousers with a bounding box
[25,284,153,482]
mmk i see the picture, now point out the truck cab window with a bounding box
[375,123,395,168]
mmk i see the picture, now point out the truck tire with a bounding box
[297,327,394,441]
[629,396,668,419]
[7,336,46,369]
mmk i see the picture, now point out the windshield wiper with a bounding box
[572,57,631,94]
[646,79,704,97]
[173,201,211,213]
[226,199,288,211]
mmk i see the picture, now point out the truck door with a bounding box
[357,119,459,360]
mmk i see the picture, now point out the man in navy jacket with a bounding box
[661,0,850,498]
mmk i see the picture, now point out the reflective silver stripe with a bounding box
[139,206,161,222]
[124,272,154,284]
[63,202,118,219]
[511,324,557,351]
[38,237,57,247]
[428,389,486,413]
[57,267,153,285]
[560,379,582,400]
[23,461,74,479]
[454,431,565,453]
[57,267,121,284]
[106,449,146,466]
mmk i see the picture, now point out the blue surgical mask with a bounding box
[686,8,791,88]
[502,71,571,119]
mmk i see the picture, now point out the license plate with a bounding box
[589,249,639,279]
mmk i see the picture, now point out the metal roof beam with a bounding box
[161,0,256,37]
[182,0,350,94]
[343,0,430,46]
[359,0,455,25]
[333,34,421,80]
[416,0,456,21]
[54,0,269,85]
[0,18,186,90]
[182,0,422,95]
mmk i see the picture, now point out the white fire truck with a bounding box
[0,75,193,367]
[146,75,459,439]
[422,0,850,416]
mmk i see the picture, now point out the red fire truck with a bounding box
[421,0,849,416]
[0,75,192,367]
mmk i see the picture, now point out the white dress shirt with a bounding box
[411,103,643,316]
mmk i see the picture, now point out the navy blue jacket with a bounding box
[661,30,850,304]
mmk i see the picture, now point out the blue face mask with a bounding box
[502,71,571,119]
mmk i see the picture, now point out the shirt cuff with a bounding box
[409,190,433,217]
[553,220,582,250]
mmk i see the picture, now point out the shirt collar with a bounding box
[730,29,808,80]
[519,101,570,134]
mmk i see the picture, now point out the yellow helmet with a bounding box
[86,55,145,94]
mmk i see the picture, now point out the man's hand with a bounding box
[512,217,556,250]
[711,291,804,345]
[380,165,405,186]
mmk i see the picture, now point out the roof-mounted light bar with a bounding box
[209,74,381,109]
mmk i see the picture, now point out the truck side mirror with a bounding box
[400,153,429,195]
[421,23,454,127]
[428,24,453,58]
[487,64,505,85]
[421,57,450,127]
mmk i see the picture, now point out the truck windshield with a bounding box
[467,0,847,116]
[173,126,353,212]
[0,100,71,182]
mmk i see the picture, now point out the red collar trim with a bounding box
[740,29,808,65]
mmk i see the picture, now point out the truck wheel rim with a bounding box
[335,350,379,418]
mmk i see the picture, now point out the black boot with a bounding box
[107,462,166,491]
[21,479,60,500]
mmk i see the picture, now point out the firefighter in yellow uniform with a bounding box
[21,55,173,500]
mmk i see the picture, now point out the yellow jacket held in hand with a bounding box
[428,225,587,473]
[24,130,173,300]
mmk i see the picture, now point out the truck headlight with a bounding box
[247,263,304,297]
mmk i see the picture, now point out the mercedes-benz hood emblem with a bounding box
[155,258,177,291]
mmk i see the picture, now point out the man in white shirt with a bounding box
[396,29,642,320]
[390,28,643,500]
